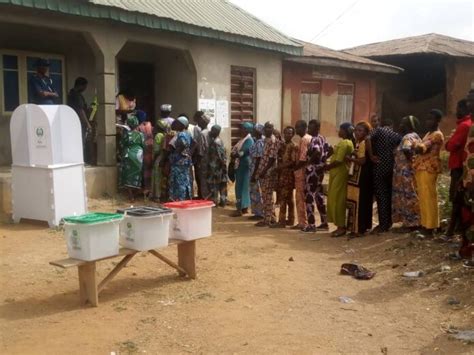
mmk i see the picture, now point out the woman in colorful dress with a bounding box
[151,119,169,202]
[119,115,145,202]
[392,116,422,232]
[168,116,193,201]
[231,122,255,216]
[207,125,228,207]
[324,123,355,237]
[345,121,373,237]
[413,109,445,235]
[248,124,264,219]
[137,110,154,198]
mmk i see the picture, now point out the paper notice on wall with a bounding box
[215,100,229,128]
[198,99,216,125]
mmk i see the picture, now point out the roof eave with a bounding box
[285,56,403,74]
[0,0,303,56]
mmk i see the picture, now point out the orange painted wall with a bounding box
[282,61,377,142]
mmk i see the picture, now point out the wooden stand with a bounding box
[50,240,197,307]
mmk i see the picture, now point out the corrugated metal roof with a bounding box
[0,0,302,55]
[285,41,401,74]
[345,33,474,58]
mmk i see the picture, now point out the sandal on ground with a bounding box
[290,224,304,230]
[331,229,346,238]
[230,211,243,217]
[300,225,316,233]
[248,215,264,221]
[269,223,286,229]
[316,223,329,231]
[463,260,474,269]
[255,221,268,227]
[347,232,362,239]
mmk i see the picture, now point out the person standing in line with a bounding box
[168,116,194,201]
[271,126,297,228]
[369,117,401,234]
[413,109,445,235]
[324,123,355,238]
[291,120,313,230]
[119,115,145,202]
[301,119,330,233]
[345,121,374,237]
[248,124,265,220]
[115,89,136,123]
[231,122,254,216]
[193,112,211,199]
[443,99,472,239]
[159,104,174,126]
[255,122,279,227]
[137,110,154,198]
[391,116,421,233]
[207,125,228,207]
[29,58,59,105]
[151,119,169,202]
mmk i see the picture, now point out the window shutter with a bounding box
[231,66,255,145]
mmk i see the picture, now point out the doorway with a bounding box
[118,61,155,122]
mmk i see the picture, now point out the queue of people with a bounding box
[229,92,473,267]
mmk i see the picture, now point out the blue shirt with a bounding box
[29,74,57,105]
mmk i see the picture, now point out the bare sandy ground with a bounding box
[0,197,473,354]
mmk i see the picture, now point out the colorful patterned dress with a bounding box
[138,121,154,191]
[256,135,279,224]
[276,140,297,225]
[119,130,145,189]
[168,131,193,201]
[207,136,228,205]
[249,137,264,217]
[460,123,474,258]
[392,132,421,227]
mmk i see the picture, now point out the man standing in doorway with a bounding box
[29,58,59,105]
[67,77,92,163]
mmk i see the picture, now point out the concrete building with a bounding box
[282,42,401,143]
[345,33,474,134]
[0,0,302,168]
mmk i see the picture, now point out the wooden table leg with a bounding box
[78,262,98,307]
[177,241,196,279]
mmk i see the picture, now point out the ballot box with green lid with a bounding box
[63,213,123,261]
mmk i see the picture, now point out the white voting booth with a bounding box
[10,104,87,227]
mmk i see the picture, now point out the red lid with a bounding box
[164,200,215,209]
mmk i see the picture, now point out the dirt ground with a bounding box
[0,197,473,354]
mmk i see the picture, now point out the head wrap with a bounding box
[212,124,222,131]
[356,121,372,133]
[136,110,147,124]
[160,104,172,112]
[242,121,254,133]
[254,123,264,134]
[127,115,139,129]
[156,119,170,131]
[402,115,419,132]
[177,116,189,128]
[201,115,211,125]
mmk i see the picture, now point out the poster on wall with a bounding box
[198,99,216,125]
[215,100,229,128]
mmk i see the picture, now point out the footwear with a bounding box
[316,223,329,231]
[286,220,294,226]
[370,226,388,235]
[230,211,243,217]
[248,215,264,221]
[219,201,226,208]
[269,223,286,229]
[331,229,346,238]
[463,260,474,268]
[290,224,303,230]
[255,221,268,227]
[301,226,316,233]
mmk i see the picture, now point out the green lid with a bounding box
[63,212,123,224]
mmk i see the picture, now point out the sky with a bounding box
[229,0,474,49]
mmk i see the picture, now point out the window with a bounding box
[0,50,65,115]
[300,81,320,122]
[230,66,256,145]
[336,83,354,127]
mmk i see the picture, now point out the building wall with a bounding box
[282,61,376,144]
[0,7,283,164]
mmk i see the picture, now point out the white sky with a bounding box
[230,0,474,49]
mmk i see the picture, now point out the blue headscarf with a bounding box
[136,110,147,124]
[242,121,254,133]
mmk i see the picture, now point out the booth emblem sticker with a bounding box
[34,126,47,148]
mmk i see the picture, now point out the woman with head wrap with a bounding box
[119,115,145,202]
[323,122,355,237]
[345,121,374,237]
[151,119,170,201]
[247,123,265,219]
[136,111,153,197]
[207,125,228,206]
[391,116,422,232]
[230,122,255,216]
[168,115,193,201]
[413,109,445,234]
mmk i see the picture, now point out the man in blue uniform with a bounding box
[29,58,59,105]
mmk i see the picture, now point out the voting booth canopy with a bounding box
[10,104,83,167]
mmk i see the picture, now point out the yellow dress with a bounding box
[413,130,444,229]
[327,139,354,227]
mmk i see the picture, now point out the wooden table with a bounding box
[50,239,196,307]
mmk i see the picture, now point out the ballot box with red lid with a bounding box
[164,200,214,240]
